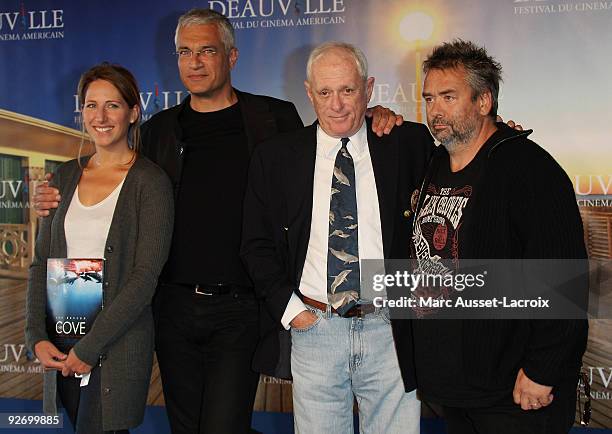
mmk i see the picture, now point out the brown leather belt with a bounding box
[302,296,375,318]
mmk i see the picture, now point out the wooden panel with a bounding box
[579,207,612,428]
[254,376,293,413]
[0,278,43,398]
[580,208,612,259]
[0,109,94,158]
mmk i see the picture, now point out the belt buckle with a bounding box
[341,305,360,318]
[194,284,213,296]
[355,306,367,318]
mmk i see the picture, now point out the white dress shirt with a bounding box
[281,122,384,329]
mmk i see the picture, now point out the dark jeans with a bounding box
[57,367,129,434]
[442,378,578,434]
[155,283,260,434]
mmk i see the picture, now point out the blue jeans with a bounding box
[290,306,420,434]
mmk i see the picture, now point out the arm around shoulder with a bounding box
[25,165,67,352]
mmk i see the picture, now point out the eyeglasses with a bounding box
[174,48,218,59]
[577,371,591,426]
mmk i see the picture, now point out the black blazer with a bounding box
[241,119,434,385]
[140,89,304,196]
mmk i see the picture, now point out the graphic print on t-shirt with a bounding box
[414,183,471,267]
[412,182,472,314]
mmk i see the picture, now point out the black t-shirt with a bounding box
[411,141,496,407]
[163,101,252,286]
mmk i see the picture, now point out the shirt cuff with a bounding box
[281,293,308,330]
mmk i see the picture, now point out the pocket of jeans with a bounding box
[380,307,391,324]
[291,309,323,333]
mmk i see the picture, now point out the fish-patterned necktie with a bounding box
[327,137,360,316]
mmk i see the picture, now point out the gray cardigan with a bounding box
[25,155,174,431]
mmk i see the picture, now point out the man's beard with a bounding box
[430,112,479,154]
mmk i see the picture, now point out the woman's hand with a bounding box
[61,349,93,377]
[34,341,67,371]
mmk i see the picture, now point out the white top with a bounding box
[65,178,126,258]
[281,122,384,328]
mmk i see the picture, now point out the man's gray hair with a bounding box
[174,8,235,52]
[306,41,368,83]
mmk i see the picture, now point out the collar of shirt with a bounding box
[316,121,368,161]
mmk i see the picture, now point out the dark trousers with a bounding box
[155,283,260,434]
[442,378,578,434]
[57,367,129,434]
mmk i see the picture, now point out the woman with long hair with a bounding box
[25,63,174,433]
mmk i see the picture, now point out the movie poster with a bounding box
[45,258,104,353]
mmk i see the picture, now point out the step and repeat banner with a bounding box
[1,0,611,428]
